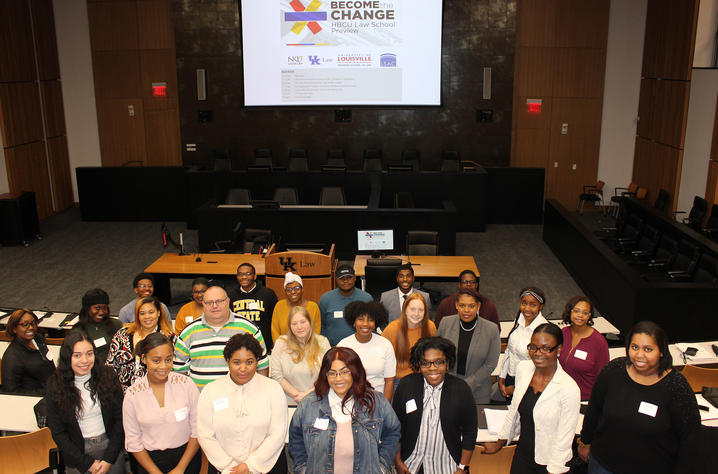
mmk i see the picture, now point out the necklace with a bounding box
[460,318,478,332]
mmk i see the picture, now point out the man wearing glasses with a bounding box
[118,272,172,325]
[228,262,278,351]
[269,272,322,343]
[174,285,269,390]
[434,270,499,329]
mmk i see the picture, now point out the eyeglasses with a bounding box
[18,320,37,328]
[137,284,153,289]
[460,279,478,285]
[527,344,559,354]
[420,359,447,368]
[203,297,227,307]
[237,271,255,277]
[285,286,302,293]
[327,369,352,378]
[192,289,207,295]
[571,308,591,317]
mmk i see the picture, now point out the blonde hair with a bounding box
[395,293,432,367]
[281,305,323,374]
[128,296,173,337]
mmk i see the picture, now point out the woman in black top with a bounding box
[578,321,700,474]
[1,309,55,394]
[392,337,477,474]
[45,332,125,474]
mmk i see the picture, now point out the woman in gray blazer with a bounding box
[437,288,501,403]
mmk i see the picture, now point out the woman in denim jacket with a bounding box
[289,346,401,473]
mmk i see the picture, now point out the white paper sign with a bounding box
[638,401,658,417]
[574,349,588,360]
[333,311,343,319]
[185,316,194,323]
[93,337,107,347]
[313,417,329,430]
[405,399,417,414]
[213,398,229,412]
[174,406,188,422]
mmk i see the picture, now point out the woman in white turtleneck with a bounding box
[46,332,125,474]
[496,287,549,401]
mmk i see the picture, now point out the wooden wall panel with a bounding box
[515,48,554,97]
[96,99,147,166]
[633,137,681,208]
[92,51,142,99]
[4,141,54,218]
[0,83,43,147]
[139,50,178,98]
[515,0,558,47]
[0,0,36,81]
[642,0,699,80]
[636,79,690,148]
[512,129,550,168]
[138,0,174,49]
[706,160,718,207]
[552,48,606,98]
[47,136,74,211]
[87,1,138,51]
[31,0,60,80]
[41,81,66,138]
[515,96,552,130]
[143,99,181,166]
[555,0,610,49]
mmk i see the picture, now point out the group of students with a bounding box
[0,263,703,474]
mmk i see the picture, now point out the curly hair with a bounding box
[314,347,376,416]
[45,332,123,423]
[560,296,594,326]
[223,333,264,361]
[343,300,388,328]
[394,293,433,368]
[409,336,457,372]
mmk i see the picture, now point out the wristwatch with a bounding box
[458,464,470,473]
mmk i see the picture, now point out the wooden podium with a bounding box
[264,245,336,303]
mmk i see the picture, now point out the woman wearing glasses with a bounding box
[288,346,401,474]
[0,309,55,394]
[270,272,321,343]
[557,296,609,400]
[436,288,501,403]
[197,333,287,473]
[392,337,477,474]
[483,323,580,474]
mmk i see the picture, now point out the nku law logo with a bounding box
[285,0,327,35]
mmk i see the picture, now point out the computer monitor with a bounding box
[357,230,394,254]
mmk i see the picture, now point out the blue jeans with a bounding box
[588,454,613,474]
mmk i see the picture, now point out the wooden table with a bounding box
[144,252,270,303]
[353,255,479,279]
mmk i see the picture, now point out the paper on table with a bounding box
[484,408,508,435]
[697,394,718,420]
[38,312,70,328]
[676,343,717,363]
[63,315,79,327]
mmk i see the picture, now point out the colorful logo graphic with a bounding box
[380,53,397,67]
[308,55,321,65]
[285,0,327,35]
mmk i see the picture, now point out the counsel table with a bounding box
[353,255,479,279]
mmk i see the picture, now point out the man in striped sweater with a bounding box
[173,285,269,390]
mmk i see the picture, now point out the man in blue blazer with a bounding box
[379,264,431,325]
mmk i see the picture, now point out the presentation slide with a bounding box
[357,230,394,251]
[240,1,443,106]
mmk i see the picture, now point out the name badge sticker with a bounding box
[185,316,194,323]
[313,417,329,430]
[174,406,188,422]
[93,337,106,347]
[248,302,260,310]
[638,401,658,417]
[405,399,418,414]
[574,349,588,360]
[213,398,229,412]
[333,311,343,319]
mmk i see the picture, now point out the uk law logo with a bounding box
[285,0,327,35]
[308,55,321,65]
[380,53,397,67]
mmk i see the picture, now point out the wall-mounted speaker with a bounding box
[197,69,207,101]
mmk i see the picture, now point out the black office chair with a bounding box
[326,149,347,167]
[394,192,414,208]
[406,231,439,256]
[624,225,660,264]
[576,180,605,215]
[363,158,383,171]
[273,187,299,205]
[643,239,700,282]
[693,254,718,284]
[212,149,232,171]
[364,258,403,300]
[440,158,460,172]
[248,148,273,170]
[287,157,309,172]
[225,188,251,205]
[242,228,272,253]
[653,189,670,212]
[401,149,421,171]
[678,196,708,231]
[319,187,346,205]
[703,204,718,241]
[289,148,307,159]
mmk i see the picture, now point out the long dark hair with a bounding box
[560,296,595,326]
[314,347,376,416]
[45,332,122,423]
[625,321,672,374]
[507,286,547,340]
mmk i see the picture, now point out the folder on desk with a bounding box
[484,408,508,435]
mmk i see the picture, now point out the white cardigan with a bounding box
[498,360,580,473]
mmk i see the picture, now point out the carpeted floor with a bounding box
[0,207,590,322]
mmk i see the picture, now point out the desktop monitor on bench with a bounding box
[357,230,394,258]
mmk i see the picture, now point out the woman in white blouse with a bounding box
[198,333,288,474]
[122,333,201,473]
[496,287,549,401]
[270,305,330,405]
